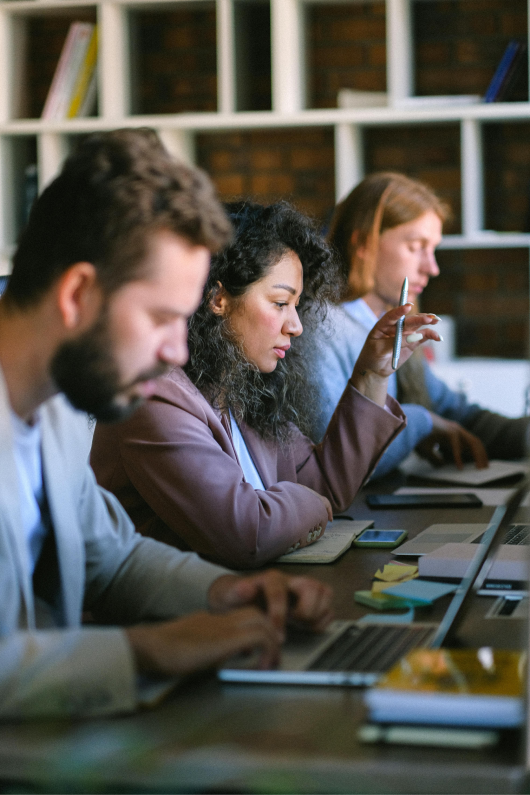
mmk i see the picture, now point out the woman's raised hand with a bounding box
[351,304,442,406]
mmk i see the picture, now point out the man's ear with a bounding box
[56,262,102,331]
[209,281,231,317]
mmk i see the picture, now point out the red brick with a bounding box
[456,41,481,65]
[290,147,334,170]
[313,46,364,68]
[368,43,387,67]
[501,12,527,36]
[250,149,283,171]
[330,18,385,41]
[213,174,245,197]
[250,174,295,196]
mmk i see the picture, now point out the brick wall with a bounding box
[23,0,530,358]
[422,248,529,359]
[234,1,271,111]
[414,0,528,99]
[364,124,462,234]
[307,1,386,109]
[131,4,217,114]
[484,122,530,232]
[196,128,336,225]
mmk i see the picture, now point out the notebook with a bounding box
[218,483,528,687]
[400,456,528,486]
[276,519,373,563]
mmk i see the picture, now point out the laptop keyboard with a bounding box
[309,624,435,674]
[503,523,530,546]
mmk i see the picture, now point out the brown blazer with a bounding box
[91,368,405,568]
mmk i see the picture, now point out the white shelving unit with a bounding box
[1,0,530,275]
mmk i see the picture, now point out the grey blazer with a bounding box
[0,367,227,719]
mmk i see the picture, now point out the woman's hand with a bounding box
[351,304,442,406]
[416,413,489,470]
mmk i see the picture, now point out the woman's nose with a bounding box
[422,250,440,277]
[284,307,303,337]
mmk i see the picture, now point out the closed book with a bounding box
[42,22,95,120]
[67,25,98,118]
[484,40,523,103]
[364,647,525,727]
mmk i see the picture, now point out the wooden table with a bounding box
[0,478,528,794]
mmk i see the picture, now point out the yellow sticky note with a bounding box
[374,563,418,582]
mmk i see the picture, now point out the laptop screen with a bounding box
[431,481,528,650]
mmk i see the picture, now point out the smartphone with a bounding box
[353,528,408,548]
[366,493,483,509]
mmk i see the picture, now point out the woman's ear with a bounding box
[351,230,368,262]
[209,281,230,316]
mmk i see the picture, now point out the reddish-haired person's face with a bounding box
[51,229,210,421]
[361,210,442,316]
[213,250,304,373]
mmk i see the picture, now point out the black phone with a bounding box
[366,493,483,509]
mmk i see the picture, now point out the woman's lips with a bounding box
[273,346,290,359]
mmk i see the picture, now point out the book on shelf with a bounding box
[484,40,527,103]
[364,647,525,728]
[42,22,98,120]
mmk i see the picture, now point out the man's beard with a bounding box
[50,311,168,423]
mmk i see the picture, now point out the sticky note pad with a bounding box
[374,563,418,582]
[355,590,426,610]
[384,579,457,604]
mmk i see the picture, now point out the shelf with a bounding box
[0,0,529,358]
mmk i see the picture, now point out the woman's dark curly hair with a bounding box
[184,200,340,440]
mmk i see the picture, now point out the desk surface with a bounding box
[1,477,528,794]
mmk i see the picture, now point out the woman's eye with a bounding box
[275,302,287,308]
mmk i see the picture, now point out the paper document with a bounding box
[395,487,516,506]
[400,456,528,486]
[277,519,373,563]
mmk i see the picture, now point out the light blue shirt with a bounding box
[229,411,265,490]
[10,410,49,574]
[312,299,483,478]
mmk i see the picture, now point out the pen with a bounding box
[392,277,408,370]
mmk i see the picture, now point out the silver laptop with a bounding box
[394,522,530,557]
[396,521,530,596]
[219,485,527,687]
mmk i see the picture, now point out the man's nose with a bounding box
[159,326,188,367]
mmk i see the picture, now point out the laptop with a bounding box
[219,483,528,687]
[398,521,530,596]
[394,522,530,558]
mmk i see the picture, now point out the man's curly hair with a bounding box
[184,200,341,441]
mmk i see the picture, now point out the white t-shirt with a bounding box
[229,411,265,491]
[10,410,49,575]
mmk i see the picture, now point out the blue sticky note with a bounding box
[358,608,415,625]
[384,579,457,604]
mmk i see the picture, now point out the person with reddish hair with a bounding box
[312,171,528,475]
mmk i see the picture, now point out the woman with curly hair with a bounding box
[91,200,441,569]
